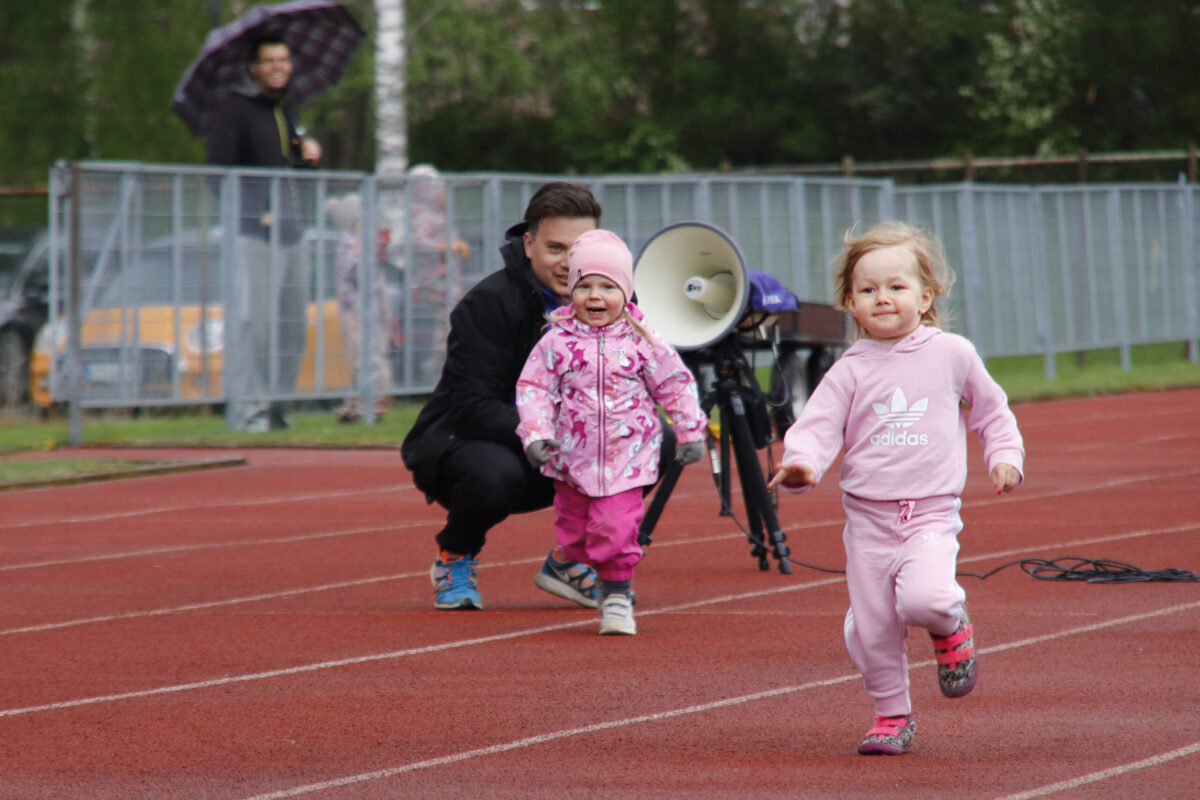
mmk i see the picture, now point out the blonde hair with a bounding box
[833,221,955,336]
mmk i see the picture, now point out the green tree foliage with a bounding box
[961,0,1081,156]
[405,0,546,170]
[0,1,87,184]
[302,0,376,169]
[1061,0,1200,154]
[3,0,1200,214]
[806,0,1011,161]
[83,1,213,164]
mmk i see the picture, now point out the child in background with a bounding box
[516,229,707,635]
[327,193,392,423]
[768,221,1024,754]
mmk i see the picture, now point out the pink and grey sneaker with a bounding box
[857,714,915,755]
[931,606,977,697]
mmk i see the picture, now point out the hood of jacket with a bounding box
[230,73,288,104]
[841,324,941,360]
[500,222,553,299]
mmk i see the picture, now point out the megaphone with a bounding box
[633,222,750,351]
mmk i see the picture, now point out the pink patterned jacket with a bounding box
[516,304,707,498]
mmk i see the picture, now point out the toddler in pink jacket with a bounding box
[769,221,1024,755]
[516,229,707,635]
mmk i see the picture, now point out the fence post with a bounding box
[67,162,82,448]
[956,183,981,345]
[1107,188,1131,371]
[1184,182,1200,362]
[359,175,378,423]
[1030,190,1056,380]
[221,171,241,430]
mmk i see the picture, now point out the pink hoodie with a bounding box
[781,325,1024,501]
[516,303,707,498]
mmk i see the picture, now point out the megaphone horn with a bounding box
[633,222,750,350]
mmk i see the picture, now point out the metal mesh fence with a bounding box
[39,162,1199,412]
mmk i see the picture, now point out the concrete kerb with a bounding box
[0,456,248,492]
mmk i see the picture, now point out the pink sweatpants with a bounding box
[553,483,645,582]
[841,494,966,717]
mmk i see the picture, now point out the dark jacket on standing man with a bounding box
[205,80,307,245]
[401,222,551,496]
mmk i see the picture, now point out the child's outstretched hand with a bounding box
[767,463,817,490]
[991,463,1021,494]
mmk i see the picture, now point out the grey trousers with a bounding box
[226,234,311,431]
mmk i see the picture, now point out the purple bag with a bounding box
[748,270,799,313]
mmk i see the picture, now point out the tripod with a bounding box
[639,336,792,574]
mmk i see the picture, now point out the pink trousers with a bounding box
[553,483,645,582]
[841,494,966,717]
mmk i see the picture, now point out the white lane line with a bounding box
[0,567,427,636]
[1013,401,1197,428]
[241,678,857,800]
[2,485,405,530]
[234,601,1200,800]
[5,464,1196,572]
[0,521,434,574]
[1,570,1196,723]
[2,520,1193,639]
[993,742,1200,799]
[0,579,839,720]
[955,521,1199,564]
[959,467,1200,507]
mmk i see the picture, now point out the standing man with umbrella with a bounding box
[172,1,366,432]
[205,34,322,431]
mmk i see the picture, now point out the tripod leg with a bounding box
[640,386,720,547]
[717,414,734,517]
[719,393,768,567]
[724,388,793,575]
[638,458,682,547]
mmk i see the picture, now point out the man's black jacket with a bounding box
[205,84,307,245]
[401,223,549,496]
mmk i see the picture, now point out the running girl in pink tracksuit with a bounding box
[516,230,708,635]
[769,221,1024,755]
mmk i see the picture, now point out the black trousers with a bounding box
[431,425,678,557]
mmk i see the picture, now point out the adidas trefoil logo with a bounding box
[872,388,927,428]
[870,388,930,447]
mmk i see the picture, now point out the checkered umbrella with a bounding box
[170,0,366,136]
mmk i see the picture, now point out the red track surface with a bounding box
[2,389,1198,799]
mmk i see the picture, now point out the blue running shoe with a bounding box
[534,549,598,608]
[431,552,483,610]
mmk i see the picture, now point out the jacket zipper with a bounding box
[596,330,606,496]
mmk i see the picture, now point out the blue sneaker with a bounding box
[534,550,598,608]
[431,553,483,610]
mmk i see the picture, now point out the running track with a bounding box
[1,389,1198,799]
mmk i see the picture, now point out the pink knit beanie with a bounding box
[568,229,634,301]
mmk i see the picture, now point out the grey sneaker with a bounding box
[931,607,977,697]
[534,550,598,608]
[857,714,915,755]
[598,593,636,635]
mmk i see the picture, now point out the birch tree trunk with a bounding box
[374,0,407,176]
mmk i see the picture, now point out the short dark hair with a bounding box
[523,182,601,239]
[251,35,289,63]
